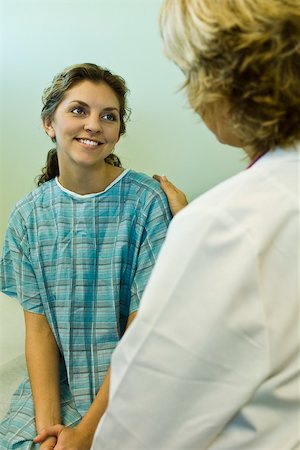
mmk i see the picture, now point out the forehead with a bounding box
[62,80,120,109]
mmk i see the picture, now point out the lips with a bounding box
[76,138,103,147]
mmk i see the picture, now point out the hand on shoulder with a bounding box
[153,175,188,216]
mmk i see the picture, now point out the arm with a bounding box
[153,174,188,215]
[74,311,138,443]
[91,208,269,449]
[25,310,61,450]
[34,311,137,450]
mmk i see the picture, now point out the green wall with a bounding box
[0,0,245,247]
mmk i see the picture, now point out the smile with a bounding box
[76,138,102,147]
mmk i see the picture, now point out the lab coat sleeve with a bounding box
[91,205,269,450]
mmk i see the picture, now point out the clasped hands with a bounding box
[34,424,92,450]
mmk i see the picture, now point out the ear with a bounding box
[43,118,56,139]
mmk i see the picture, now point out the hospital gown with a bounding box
[0,169,171,449]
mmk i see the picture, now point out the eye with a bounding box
[102,113,117,121]
[71,106,86,115]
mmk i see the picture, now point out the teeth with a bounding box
[78,139,99,146]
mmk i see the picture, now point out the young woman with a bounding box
[0,63,172,449]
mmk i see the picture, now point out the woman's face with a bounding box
[43,80,121,173]
[202,100,243,148]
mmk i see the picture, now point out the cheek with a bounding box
[202,115,217,135]
[107,126,121,143]
[56,124,78,142]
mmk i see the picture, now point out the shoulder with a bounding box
[123,170,170,205]
[124,170,164,193]
[8,180,57,228]
[171,147,299,245]
[120,170,172,223]
[195,146,298,212]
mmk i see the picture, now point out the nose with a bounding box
[84,114,102,134]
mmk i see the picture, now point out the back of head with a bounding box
[160,0,300,156]
[37,63,130,185]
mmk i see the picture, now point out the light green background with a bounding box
[0,0,245,243]
[0,0,246,248]
[0,0,248,402]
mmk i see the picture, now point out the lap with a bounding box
[0,377,82,449]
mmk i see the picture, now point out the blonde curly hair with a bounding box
[160,0,300,157]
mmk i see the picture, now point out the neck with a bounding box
[58,164,123,195]
[247,149,269,169]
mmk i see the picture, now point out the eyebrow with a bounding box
[69,100,119,112]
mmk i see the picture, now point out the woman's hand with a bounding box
[24,311,61,447]
[34,314,138,450]
[38,435,57,450]
[34,425,92,450]
[153,175,188,215]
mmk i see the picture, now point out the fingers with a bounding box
[34,424,64,442]
[153,174,188,215]
[153,174,167,183]
[153,174,176,190]
[39,436,57,450]
[153,174,181,194]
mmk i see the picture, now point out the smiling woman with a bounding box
[0,63,172,450]
[37,64,130,191]
[42,80,123,194]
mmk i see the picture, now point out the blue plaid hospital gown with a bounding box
[0,169,171,449]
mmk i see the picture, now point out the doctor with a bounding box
[91,0,299,448]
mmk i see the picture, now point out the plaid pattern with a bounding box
[0,170,171,449]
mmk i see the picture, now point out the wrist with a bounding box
[36,417,61,434]
[76,422,95,445]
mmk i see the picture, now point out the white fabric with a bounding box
[92,147,300,450]
[55,169,129,198]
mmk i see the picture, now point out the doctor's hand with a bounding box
[34,424,92,450]
[153,174,188,215]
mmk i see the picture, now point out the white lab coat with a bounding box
[92,147,300,450]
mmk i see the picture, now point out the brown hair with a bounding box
[37,63,131,185]
[160,0,300,158]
